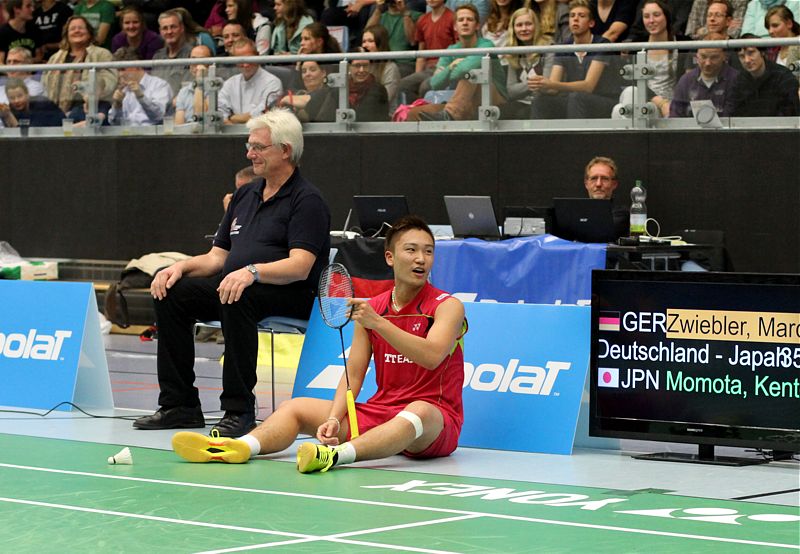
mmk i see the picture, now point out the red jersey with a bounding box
[365,282,465,430]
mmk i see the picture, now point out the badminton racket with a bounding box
[317,263,359,438]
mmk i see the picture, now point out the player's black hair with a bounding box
[384,215,435,252]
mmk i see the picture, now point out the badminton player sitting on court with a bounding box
[172,215,467,473]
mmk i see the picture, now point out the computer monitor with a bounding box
[443,196,502,240]
[552,198,618,243]
[353,195,410,237]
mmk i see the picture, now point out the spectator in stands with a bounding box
[134,108,331,437]
[0,77,63,126]
[300,21,343,55]
[292,46,389,122]
[42,15,117,118]
[481,0,525,46]
[319,0,373,50]
[111,7,164,60]
[108,47,172,125]
[529,0,623,118]
[219,38,284,123]
[501,7,551,118]
[584,155,629,238]
[411,4,507,120]
[223,165,257,211]
[346,48,390,120]
[0,0,42,63]
[741,0,800,37]
[215,21,247,79]
[764,5,800,67]
[222,0,254,37]
[669,31,739,117]
[628,0,692,40]
[366,0,421,75]
[447,0,490,23]
[685,0,746,38]
[362,24,401,109]
[616,0,683,116]
[33,0,72,60]
[0,46,44,103]
[72,0,115,50]
[270,0,314,54]
[731,35,799,116]
[174,44,214,124]
[173,7,219,54]
[277,59,332,120]
[590,0,637,42]
[397,0,456,103]
[152,10,195,100]
[532,0,559,42]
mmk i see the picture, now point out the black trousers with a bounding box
[154,275,314,413]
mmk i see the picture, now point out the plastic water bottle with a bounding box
[630,180,647,238]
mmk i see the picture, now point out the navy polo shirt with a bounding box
[214,168,331,289]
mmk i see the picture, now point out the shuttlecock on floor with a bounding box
[108,447,133,465]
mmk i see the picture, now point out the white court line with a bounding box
[0,496,311,540]
[195,515,481,554]
[0,462,796,550]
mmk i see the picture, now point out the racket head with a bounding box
[317,262,355,329]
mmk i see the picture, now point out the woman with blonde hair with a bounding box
[42,15,117,119]
[502,7,551,118]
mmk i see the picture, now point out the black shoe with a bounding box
[133,406,205,430]
[419,109,453,122]
[210,411,256,437]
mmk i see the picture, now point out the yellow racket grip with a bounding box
[346,389,359,439]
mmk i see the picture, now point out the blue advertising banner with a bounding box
[0,281,112,411]
[430,235,606,305]
[292,302,589,454]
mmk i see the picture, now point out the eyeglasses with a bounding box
[245,142,275,153]
[351,62,370,69]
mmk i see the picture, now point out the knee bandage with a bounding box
[397,410,424,439]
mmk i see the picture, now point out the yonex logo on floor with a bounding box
[0,329,72,360]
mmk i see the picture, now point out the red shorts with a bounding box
[348,401,460,459]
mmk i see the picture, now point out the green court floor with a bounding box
[0,434,797,553]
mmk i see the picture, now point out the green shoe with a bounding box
[296,442,339,474]
[172,429,250,463]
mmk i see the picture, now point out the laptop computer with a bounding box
[552,198,618,243]
[444,196,502,240]
[353,195,410,236]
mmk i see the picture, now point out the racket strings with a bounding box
[319,267,354,329]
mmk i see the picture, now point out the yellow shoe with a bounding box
[296,442,338,474]
[172,430,250,463]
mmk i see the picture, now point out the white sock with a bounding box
[238,434,261,458]
[335,442,356,466]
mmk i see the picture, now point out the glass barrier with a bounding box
[0,38,798,137]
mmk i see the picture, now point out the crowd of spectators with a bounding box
[0,0,797,128]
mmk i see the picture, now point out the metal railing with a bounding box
[1,36,798,136]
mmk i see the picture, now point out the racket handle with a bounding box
[346,389,359,439]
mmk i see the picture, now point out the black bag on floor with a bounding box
[103,252,189,328]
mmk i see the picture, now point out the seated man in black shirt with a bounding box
[134,109,332,437]
[731,34,799,117]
